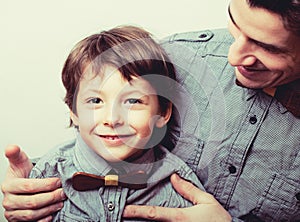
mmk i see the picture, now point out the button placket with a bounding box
[216,95,273,208]
[107,201,115,211]
[103,187,123,221]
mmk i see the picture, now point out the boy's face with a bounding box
[71,65,170,162]
[227,0,300,89]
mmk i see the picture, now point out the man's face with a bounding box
[227,0,300,89]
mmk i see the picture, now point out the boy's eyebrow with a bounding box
[86,88,151,97]
[87,88,101,94]
[121,89,152,97]
[227,4,288,53]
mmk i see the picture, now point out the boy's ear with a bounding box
[70,110,79,126]
[155,104,172,128]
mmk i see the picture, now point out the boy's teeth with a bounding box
[106,136,118,140]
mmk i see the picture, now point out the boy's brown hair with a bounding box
[61,25,176,128]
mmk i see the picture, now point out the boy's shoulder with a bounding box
[32,138,76,164]
[150,145,204,190]
[30,138,76,177]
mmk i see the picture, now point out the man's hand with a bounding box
[123,174,232,222]
[1,145,66,222]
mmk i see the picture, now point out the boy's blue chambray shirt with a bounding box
[160,29,300,221]
[30,135,204,222]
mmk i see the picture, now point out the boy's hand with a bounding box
[1,145,66,222]
[123,174,232,222]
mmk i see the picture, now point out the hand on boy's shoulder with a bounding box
[123,174,231,222]
[2,145,66,222]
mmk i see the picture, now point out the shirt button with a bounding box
[198,34,207,38]
[249,115,257,124]
[107,202,115,211]
[296,192,300,201]
[228,165,237,174]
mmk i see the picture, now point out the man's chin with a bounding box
[235,78,263,89]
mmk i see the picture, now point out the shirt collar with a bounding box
[236,78,300,116]
[74,134,111,175]
[235,79,257,100]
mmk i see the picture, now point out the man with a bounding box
[2,0,300,221]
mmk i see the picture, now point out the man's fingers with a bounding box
[2,146,66,221]
[37,215,53,222]
[1,177,62,195]
[170,174,215,205]
[5,144,33,178]
[2,187,66,211]
[123,205,186,222]
[4,202,63,222]
[5,145,28,165]
[123,175,232,222]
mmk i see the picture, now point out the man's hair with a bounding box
[61,25,176,126]
[247,0,300,36]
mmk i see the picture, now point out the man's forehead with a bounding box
[228,0,294,52]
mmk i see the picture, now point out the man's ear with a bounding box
[70,110,79,127]
[155,103,172,128]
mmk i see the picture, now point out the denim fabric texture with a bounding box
[160,29,300,222]
[30,135,204,222]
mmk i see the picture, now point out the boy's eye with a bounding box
[125,98,142,104]
[88,98,102,104]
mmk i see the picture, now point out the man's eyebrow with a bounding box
[228,5,239,29]
[251,39,288,53]
[227,4,288,53]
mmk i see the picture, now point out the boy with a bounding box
[29,26,204,221]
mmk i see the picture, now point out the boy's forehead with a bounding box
[79,69,156,95]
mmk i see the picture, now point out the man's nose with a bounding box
[228,34,257,67]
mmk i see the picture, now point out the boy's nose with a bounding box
[102,105,124,127]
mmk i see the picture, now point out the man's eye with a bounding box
[253,41,284,54]
[88,98,102,104]
[125,98,142,104]
[262,47,282,54]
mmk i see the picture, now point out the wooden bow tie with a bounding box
[72,171,148,191]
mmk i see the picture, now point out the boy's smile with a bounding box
[98,134,135,147]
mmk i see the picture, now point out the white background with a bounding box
[0,0,230,220]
